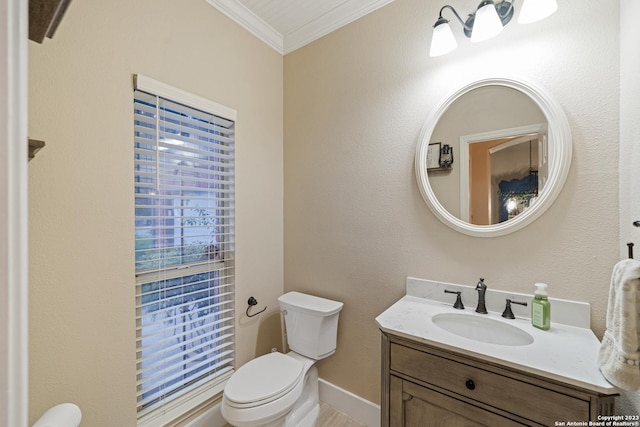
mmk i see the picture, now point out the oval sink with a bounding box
[432,313,534,346]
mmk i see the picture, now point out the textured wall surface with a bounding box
[28,0,283,424]
[284,0,620,405]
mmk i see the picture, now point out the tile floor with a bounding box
[316,402,367,427]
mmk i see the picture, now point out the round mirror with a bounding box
[415,77,572,237]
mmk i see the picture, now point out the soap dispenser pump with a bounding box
[531,283,550,330]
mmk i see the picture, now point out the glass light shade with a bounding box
[517,0,558,24]
[471,2,503,43]
[429,21,457,57]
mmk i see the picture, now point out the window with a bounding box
[133,75,236,424]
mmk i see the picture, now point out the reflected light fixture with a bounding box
[429,0,558,57]
[506,197,519,217]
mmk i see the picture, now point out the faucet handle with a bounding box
[444,290,465,310]
[501,299,528,319]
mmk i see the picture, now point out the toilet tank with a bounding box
[278,292,343,360]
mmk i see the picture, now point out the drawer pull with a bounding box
[465,379,476,390]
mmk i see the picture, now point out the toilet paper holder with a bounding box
[246,296,267,317]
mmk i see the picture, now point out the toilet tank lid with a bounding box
[278,292,343,315]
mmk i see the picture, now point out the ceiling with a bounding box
[204,0,395,55]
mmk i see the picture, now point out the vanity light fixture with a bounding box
[429,0,558,57]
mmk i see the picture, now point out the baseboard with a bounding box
[184,378,381,427]
[318,378,381,427]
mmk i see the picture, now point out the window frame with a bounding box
[133,74,237,426]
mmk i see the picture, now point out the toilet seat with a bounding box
[224,352,305,409]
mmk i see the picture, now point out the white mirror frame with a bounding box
[415,77,572,237]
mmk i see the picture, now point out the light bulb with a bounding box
[518,0,558,24]
[430,19,457,57]
[471,1,504,43]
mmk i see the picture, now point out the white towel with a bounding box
[599,258,640,390]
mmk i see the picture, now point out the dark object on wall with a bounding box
[28,0,71,159]
[29,0,72,43]
[246,297,267,317]
[439,144,454,169]
[28,139,45,161]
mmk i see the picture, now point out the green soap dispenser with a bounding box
[531,283,551,330]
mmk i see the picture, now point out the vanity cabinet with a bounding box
[381,333,617,427]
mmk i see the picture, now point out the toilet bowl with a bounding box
[221,292,343,427]
[221,352,317,427]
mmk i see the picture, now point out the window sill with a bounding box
[137,372,232,427]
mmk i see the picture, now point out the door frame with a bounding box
[1,0,29,425]
[459,123,546,222]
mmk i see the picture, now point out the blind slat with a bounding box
[134,93,235,130]
[134,95,235,132]
[138,292,235,322]
[136,353,234,407]
[136,309,235,343]
[138,326,235,371]
[135,263,235,282]
[138,328,234,371]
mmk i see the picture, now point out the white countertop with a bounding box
[376,294,617,394]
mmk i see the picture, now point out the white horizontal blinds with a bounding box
[133,82,235,418]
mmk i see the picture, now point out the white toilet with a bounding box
[221,291,343,427]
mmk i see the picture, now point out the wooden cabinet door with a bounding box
[404,393,485,427]
[390,376,527,427]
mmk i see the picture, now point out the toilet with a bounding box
[221,291,343,427]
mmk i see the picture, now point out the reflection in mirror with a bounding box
[488,136,542,224]
[415,77,572,237]
[427,85,547,225]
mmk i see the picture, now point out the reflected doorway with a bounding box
[460,124,548,225]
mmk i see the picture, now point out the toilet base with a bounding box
[282,362,319,427]
[289,402,319,427]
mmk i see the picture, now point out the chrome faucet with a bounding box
[475,278,488,314]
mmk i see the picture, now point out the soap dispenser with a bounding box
[531,283,550,330]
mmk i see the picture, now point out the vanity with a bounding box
[386,70,619,425]
[376,278,618,427]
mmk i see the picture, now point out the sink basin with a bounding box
[432,313,534,346]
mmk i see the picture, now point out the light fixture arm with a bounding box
[436,5,472,36]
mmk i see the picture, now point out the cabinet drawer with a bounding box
[390,343,589,426]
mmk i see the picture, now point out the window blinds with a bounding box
[133,76,236,419]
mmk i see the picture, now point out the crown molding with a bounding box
[283,0,394,54]
[205,0,394,56]
[204,0,284,54]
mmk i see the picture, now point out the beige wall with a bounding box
[28,0,283,424]
[284,0,619,405]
